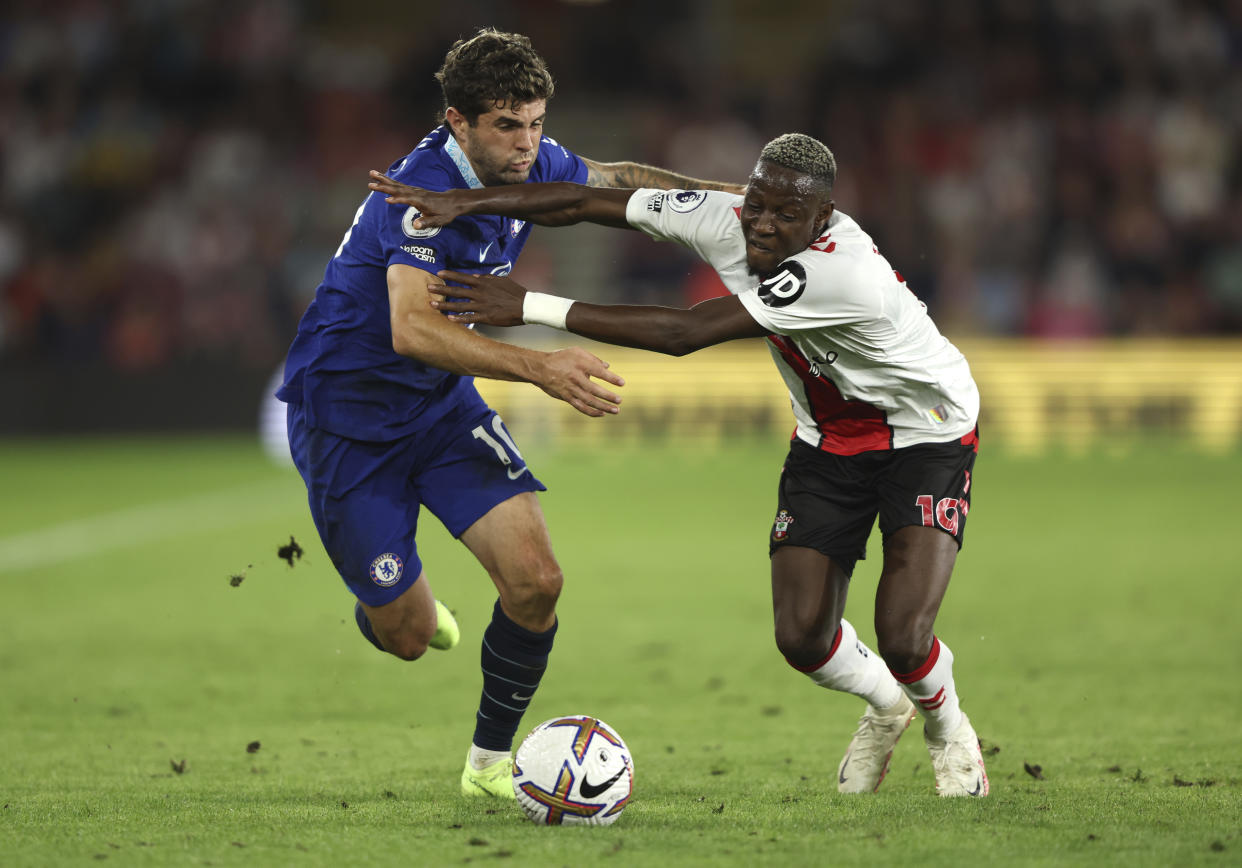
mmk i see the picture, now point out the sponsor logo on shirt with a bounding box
[757,261,807,307]
[648,193,665,213]
[401,207,441,238]
[807,350,838,377]
[668,190,707,214]
[401,244,436,263]
[510,219,525,236]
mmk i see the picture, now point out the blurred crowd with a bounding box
[1,0,1239,377]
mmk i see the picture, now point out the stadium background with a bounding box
[2,0,1241,450]
[3,3,1241,863]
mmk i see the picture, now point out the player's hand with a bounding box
[538,347,624,417]
[430,270,526,326]
[368,172,464,228]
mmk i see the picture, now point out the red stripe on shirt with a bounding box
[768,335,893,455]
[960,426,979,452]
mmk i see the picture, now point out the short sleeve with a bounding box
[624,189,743,263]
[534,136,588,184]
[377,197,473,276]
[736,254,875,334]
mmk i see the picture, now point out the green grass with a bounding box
[1,436,1240,866]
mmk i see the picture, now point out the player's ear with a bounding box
[445,106,468,136]
[815,198,835,234]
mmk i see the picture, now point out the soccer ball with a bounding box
[512,715,633,825]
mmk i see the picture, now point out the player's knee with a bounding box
[369,616,436,661]
[773,617,823,667]
[382,630,431,661]
[875,617,935,674]
[529,564,564,610]
[499,557,562,617]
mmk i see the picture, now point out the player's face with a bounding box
[449,100,546,186]
[740,161,834,278]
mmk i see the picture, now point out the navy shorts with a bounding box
[286,395,545,607]
[768,434,977,577]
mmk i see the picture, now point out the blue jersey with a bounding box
[277,125,588,441]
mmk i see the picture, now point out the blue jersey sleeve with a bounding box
[376,133,587,279]
[533,135,589,184]
[378,159,474,277]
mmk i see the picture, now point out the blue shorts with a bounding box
[286,394,546,607]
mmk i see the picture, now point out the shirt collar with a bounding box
[444,133,484,190]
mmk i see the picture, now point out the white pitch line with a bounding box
[0,479,304,574]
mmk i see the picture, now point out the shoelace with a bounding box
[849,711,905,763]
[929,734,976,781]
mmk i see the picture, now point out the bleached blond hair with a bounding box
[757,133,836,193]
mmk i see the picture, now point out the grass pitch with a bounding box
[1,436,1239,866]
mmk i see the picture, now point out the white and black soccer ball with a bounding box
[512,715,633,826]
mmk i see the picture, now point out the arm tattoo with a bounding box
[585,160,745,194]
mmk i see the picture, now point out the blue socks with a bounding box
[354,601,386,653]
[473,599,557,751]
[356,598,557,753]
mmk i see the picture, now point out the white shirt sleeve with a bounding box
[625,189,744,265]
[736,252,880,335]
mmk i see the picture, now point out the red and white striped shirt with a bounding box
[625,189,979,454]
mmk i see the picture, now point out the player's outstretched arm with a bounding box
[432,270,768,357]
[369,172,632,230]
[581,157,746,196]
[388,264,624,417]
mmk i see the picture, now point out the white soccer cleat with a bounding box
[925,712,990,797]
[836,693,918,793]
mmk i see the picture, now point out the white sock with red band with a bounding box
[892,636,964,738]
[789,619,905,710]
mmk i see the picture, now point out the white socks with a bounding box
[796,624,967,737]
[796,619,905,711]
[892,636,963,738]
[468,744,511,770]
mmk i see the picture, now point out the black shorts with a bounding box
[768,434,977,576]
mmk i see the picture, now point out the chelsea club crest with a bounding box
[370,552,404,587]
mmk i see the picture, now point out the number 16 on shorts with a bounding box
[915,493,967,536]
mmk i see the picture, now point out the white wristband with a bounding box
[522,292,575,330]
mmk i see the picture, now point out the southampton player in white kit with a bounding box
[370,133,989,797]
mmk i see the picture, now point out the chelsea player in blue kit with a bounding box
[276,29,742,798]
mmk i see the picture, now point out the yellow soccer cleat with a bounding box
[429,600,460,651]
[460,751,516,799]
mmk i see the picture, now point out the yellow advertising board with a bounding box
[475,339,1242,454]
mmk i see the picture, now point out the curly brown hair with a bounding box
[435,29,555,125]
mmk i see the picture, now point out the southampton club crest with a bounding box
[772,509,796,542]
[369,552,404,587]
